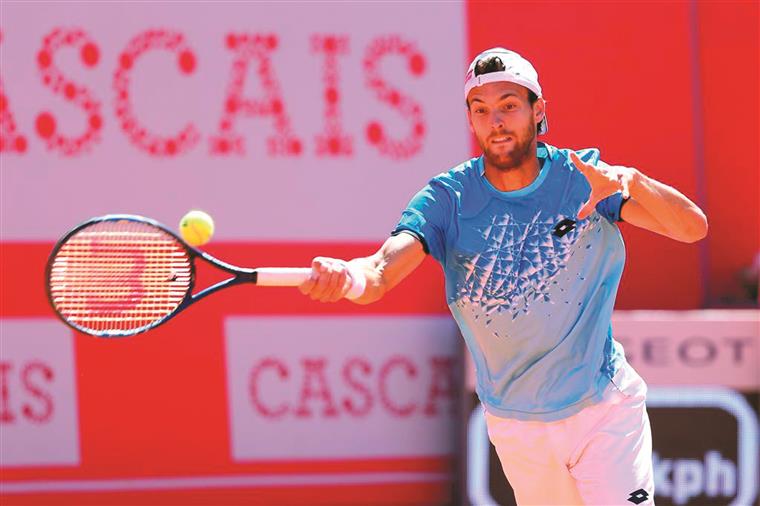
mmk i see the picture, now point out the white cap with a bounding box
[464,47,548,135]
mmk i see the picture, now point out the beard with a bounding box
[479,120,536,171]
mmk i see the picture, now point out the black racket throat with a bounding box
[183,255,259,304]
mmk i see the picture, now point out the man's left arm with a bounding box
[619,171,708,243]
[570,152,708,243]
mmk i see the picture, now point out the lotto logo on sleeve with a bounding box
[0,319,80,467]
[224,316,460,461]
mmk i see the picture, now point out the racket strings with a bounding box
[49,220,192,334]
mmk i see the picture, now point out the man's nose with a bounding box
[489,111,505,129]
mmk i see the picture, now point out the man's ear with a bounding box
[534,97,546,125]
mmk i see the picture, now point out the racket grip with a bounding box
[255,265,366,301]
[256,268,311,286]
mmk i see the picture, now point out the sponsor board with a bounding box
[465,389,759,506]
[225,316,461,460]
[0,319,80,467]
[1,1,468,241]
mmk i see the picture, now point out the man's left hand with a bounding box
[570,152,638,220]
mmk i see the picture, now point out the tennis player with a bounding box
[299,47,708,505]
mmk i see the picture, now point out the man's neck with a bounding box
[483,150,541,192]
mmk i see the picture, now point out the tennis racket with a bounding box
[45,214,366,337]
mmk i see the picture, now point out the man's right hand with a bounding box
[298,257,356,302]
[298,233,426,305]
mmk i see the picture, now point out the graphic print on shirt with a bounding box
[452,209,603,325]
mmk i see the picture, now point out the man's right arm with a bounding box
[298,232,427,305]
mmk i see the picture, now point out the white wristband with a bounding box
[342,262,367,300]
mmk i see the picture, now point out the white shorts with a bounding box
[484,362,654,505]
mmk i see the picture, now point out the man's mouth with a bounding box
[490,135,513,145]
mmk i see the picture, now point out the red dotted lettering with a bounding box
[0,33,30,155]
[34,28,103,156]
[210,33,302,157]
[21,362,54,424]
[89,114,102,130]
[423,356,457,416]
[342,357,373,417]
[37,51,51,68]
[14,136,27,153]
[0,362,14,423]
[119,53,132,69]
[178,50,195,74]
[64,82,76,100]
[366,121,383,144]
[312,34,352,157]
[35,112,56,138]
[249,358,289,419]
[409,53,426,76]
[295,358,338,418]
[363,36,427,160]
[81,42,99,66]
[113,29,200,157]
[379,356,417,417]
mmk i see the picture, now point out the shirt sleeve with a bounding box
[391,180,451,263]
[592,158,626,223]
[595,192,626,223]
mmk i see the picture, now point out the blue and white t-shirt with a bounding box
[393,142,632,422]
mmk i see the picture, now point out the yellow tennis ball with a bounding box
[179,210,214,246]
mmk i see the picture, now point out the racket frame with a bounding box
[45,214,260,338]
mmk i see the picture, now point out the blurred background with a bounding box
[0,1,757,505]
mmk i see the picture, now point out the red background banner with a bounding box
[1,1,757,505]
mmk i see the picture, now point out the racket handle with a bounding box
[255,265,367,300]
[256,268,311,286]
